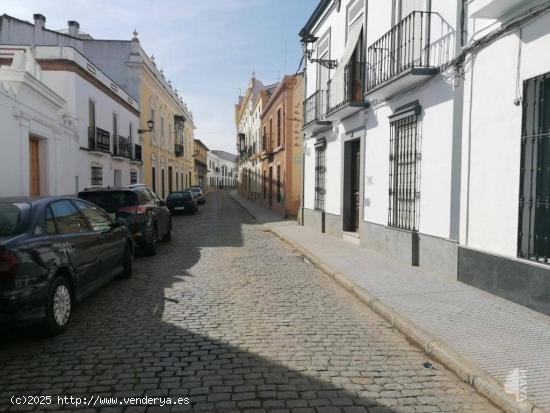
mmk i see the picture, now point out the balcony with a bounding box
[303,90,331,132]
[112,136,132,159]
[175,143,184,157]
[133,144,142,162]
[366,11,441,101]
[469,0,539,19]
[88,126,110,154]
[326,61,369,120]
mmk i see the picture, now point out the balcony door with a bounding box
[395,0,429,70]
[397,0,425,20]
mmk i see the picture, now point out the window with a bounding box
[269,118,273,151]
[518,73,550,263]
[74,200,111,232]
[152,167,156,193]
[89,100,95,128]
[44,206,56,235]
[49,200,90,234]
[176,172,179,190]
[388,114,420,231]
[161,168,165,199]
[130,170,137,185]
[91,166,103,186]
[277,108,282,147]
[315,145,326,211]
[113,113,118,139]
[277,165,281,203]
[129,122,133,143]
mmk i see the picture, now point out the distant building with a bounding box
[193,139,209,188]
[207,150,238,189]
[259,74,304,217]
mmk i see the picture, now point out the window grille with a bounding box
[518,73,550,262]
[315,146,326,211]
[91,166,103,186]
[131,170,137,185]
[388,114,420,230]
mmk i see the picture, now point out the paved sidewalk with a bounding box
[230,191,550,413]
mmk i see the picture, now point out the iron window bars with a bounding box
[388,113,420,231]
[518,72,550,263]
[91,166,103,186]
[314,141,326,211]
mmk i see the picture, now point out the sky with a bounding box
[2,0,317,153]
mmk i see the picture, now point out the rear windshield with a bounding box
[169,192,192,201]
[78,191,137,213]
[0,204,28,236]
[188,188,201,193]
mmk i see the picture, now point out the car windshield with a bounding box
[78,191,138,213]
[168,192,192,201]
[187,188,201,193]
[0,203,28,236]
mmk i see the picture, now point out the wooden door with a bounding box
[29,138,40,196]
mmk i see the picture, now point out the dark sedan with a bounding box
[0,197,134,335]
[166,191,198,215]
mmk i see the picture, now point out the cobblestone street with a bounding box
[0,191,500,412]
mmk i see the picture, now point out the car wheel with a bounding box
[120,244,133,279]
[144,225,158,256]
[44,276,73,336]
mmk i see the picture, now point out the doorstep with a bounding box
[342,231,360,246]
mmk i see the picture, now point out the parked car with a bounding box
[78,185,171,256]
[0,196,133,335]
[185,187,205,204]
[190,185,205,193]
[166,191,198,215]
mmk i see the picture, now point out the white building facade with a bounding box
[300,0,550,315]
[0,46,77,197]
[35,46,141,190]
[208,150,238,189]
[0,14,142,194]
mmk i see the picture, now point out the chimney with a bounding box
[68,20,79,37]
[33,13,45,31]
[33,14,45,42]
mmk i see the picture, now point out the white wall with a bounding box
[364,77,456,238]
[461,12,550,257]
[41,66,140,190]
[0,48,77,197]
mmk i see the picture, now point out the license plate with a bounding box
[175,207,185,211]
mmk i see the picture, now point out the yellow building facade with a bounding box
[137,53,195,199]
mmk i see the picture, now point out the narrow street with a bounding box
[0,191,499,412]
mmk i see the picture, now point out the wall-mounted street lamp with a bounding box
[302,33,338,70]
[138,119,154,134]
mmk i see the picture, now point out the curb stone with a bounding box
[263,225,542,413]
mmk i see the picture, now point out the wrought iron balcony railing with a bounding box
[88,126,110,153]
[112,135,132,159]
[175,143,184,157]
[367,11,435,91]
[303,90,329,127]
[133,144,142,162]
[327,61,367,113]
